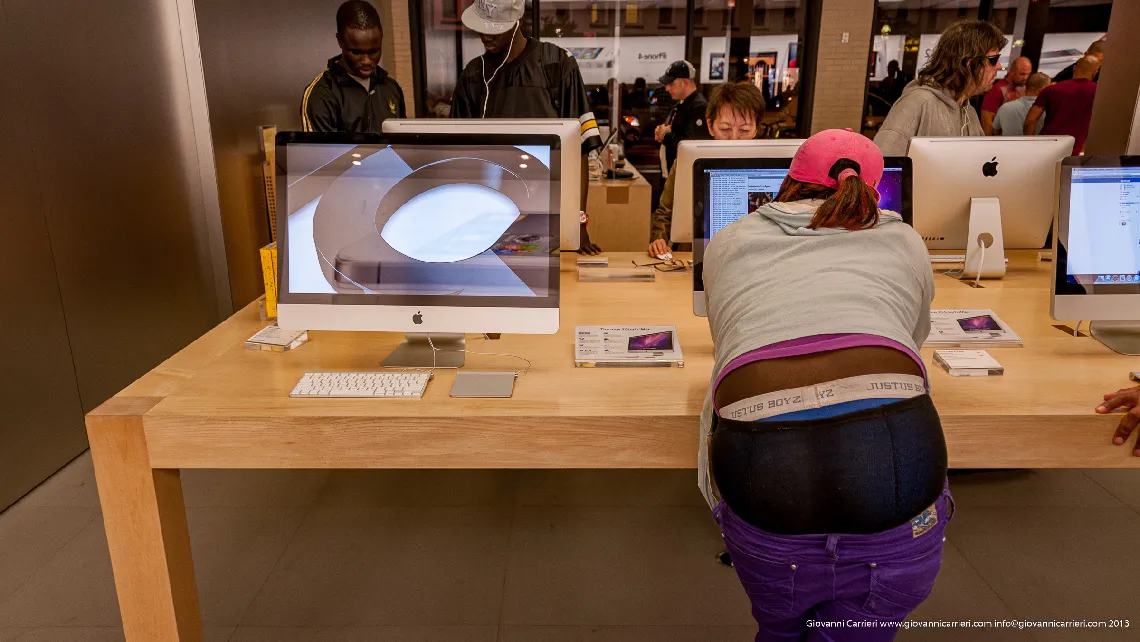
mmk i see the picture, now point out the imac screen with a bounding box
[1065,166,1140,286]
[282,142,559,305]
[702,165,906,242]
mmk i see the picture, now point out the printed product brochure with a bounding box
[575,326,684,367]
[924,310,1023,348]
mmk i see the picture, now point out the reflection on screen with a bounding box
[285,143,557,299]
[1066,167,1140,285]
[703,167,905,239]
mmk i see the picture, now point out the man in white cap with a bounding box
[452,0,605,254]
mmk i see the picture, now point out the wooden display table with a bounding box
[87,251,1138,640]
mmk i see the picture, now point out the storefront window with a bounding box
[865,0,1114,140]
[414,1,805,164]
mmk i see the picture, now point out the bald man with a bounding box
[981,56,1032,135]
[1025,56,1100,154]
[1053,39,1105,83]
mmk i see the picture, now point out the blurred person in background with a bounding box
[993,72,1050,136]
[874,21,1006,156]
[1024,55,1100,154]
[981,56,1032,135]
[655,60,710,173]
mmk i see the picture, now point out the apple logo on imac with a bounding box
[982,157,999,178]
[412,311,423,325]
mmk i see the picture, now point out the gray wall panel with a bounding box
[0,0,88,510]
[4,0,224,411]
[194,0,390,307]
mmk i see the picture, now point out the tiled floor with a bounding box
[1,454,1138,641]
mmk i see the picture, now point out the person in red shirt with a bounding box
[1024,55,1101,154]
[980,56,1031,135]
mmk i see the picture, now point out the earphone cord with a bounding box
[480,22,519,118]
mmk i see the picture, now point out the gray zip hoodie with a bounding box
[874,81,984,156]
[696,200,935,507]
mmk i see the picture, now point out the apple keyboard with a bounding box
[929,254,965,263]
[290,372,432,398]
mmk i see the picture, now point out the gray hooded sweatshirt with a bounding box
[696,200,935,507]
[874,81,983,156]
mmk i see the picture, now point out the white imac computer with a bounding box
[690,156,912,316]
[383,119,582,250]
[908,136,1073,279]
[275,131,562,367]
[671,139,804,243]
[1052,156,1140,355]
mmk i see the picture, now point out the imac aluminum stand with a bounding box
[959,197,1006,280]
[382,333,465,368]
[1090,322,1140,356]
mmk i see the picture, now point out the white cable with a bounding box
[427,334,531,377]
[480,22,520,118]
[973,238,985,289]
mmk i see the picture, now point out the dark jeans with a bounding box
[709,395,948,535]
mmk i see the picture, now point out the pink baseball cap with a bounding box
[788,128,884,191]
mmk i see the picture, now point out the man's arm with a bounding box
[648,165,677,256]
[979,86,1003,135]
[981,110,997,136]
[301,78,339,132]
[450,76,475,119]
[1023,106,1045,135]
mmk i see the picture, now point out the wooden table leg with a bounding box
[86,397,203,641]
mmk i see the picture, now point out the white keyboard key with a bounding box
[290,372,432,398]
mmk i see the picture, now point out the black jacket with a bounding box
[302,56,406,133]
[452,40,603,154]
[1052,61,1099,84]
[662,91,711,172]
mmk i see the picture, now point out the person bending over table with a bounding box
[647,81,766,258]
[700,129,947,640]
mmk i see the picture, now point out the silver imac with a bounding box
[275,131,561,366]
[691,156,912,316]
[383,119,582,250]
[671,139,804,244]
[908,136,1073,250]
[1052,156,1140,355]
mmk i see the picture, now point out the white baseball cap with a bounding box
[462,0,525,35]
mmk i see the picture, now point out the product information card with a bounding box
[575,326,684,367]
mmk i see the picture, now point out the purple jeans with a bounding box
[714,484,953,641]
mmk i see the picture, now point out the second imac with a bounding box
[670,139,804,244]
[909,136,1073,278]
[383,119,583,251]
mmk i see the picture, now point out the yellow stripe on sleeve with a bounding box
[300,72,325,132]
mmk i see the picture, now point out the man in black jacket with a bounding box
[452,0,605,254]
[301,1,406,133]
[655,60,710,173]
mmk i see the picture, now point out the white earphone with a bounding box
[480,21,520,118]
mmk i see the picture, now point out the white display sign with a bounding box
[917,33,1013,70]
[542,36,685,85]
[916,32,1102,79]
[1039,32,1105,78]
[871,35,906,80]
